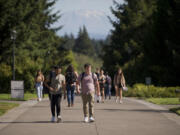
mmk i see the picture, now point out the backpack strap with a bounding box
[81,72,85,82]
[81,72,96,85]
[49,71,53,85]
[92,73,95,84]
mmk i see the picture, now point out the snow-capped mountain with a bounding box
[54,10,112,39]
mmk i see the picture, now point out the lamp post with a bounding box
[11,30,17,80]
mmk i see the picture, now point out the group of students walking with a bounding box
[34,64,126,123]
[94,67,126,103]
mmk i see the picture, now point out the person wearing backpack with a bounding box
[95,68,100,80]
[76,64,100,123]
[45,66,66,123]
[105,72,112,100]
[43,66,56,101]
[65,65,78,107]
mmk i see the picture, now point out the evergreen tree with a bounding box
[103,0,156,82]
[143,0,180,85]
[61,33,75,50]
[0,0,75,92]
[73,26,95,55]
[103,0,179,86]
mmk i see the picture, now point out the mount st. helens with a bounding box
[55,10,112,39]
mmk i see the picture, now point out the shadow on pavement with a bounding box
[32,105,49,108]
[0,120,84,124]
[0,121,51,124]
[64,108,81,110]
[62,121,84,123]
[97,108,171,113]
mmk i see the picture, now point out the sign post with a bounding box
[145,77,151,85]
[145,77,151,92]
[11,81,24,99]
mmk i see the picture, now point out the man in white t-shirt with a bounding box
[45,66,66,123]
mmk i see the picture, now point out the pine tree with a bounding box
[74,26,94,55]
[0,0,75,92]
[143,0,180,85]
[61,33,75,50]
[103,0,157,84]
[103,0,180,86]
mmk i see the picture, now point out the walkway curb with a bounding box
[0,99,39,130]
[126,98,180,126]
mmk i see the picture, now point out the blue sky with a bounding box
[53,0,124,39]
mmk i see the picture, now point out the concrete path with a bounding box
[0,97,180,135]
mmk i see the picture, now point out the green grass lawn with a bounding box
[0,102,19,116]
[170,107,180,115]
[146,98,180,105]
[146,98,180,116]
[0,93,48,101]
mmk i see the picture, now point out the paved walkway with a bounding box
[0,97,180,135]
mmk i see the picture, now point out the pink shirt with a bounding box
[78,73,98,94]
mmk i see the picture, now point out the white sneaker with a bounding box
[119,100,123,104]
[89,117,95,122]
[51,116,56,122]
[115,97,118,103]
[84,117,89,123]
[39,98,42,101]
[57,115,62,123]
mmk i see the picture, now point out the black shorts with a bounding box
[118,83,122,88]
[100,83,105,91]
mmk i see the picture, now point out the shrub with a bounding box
[123,84,180,98]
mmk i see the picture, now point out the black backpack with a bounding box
[43,71,54,93]
[95,72,100,81]
[66,72,77,84]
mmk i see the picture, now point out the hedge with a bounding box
[123,84,180,98]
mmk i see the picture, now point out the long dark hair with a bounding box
[36,70,41,78]
[115,68,123,80]
[66,65,74,73]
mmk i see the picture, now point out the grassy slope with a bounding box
[0,93,48,101]
[170,107,180,115]
[0,102,19,116]
[146,98,180,105]
[146,98,180,115]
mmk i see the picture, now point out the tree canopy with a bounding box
[0,0,75,92]
[102,0,180,86]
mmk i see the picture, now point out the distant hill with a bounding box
[55,10,112,39]
[73,52,103,72]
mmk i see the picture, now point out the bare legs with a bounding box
[115,86,123,103]
[101,88,105,103]
[119,88,123,101]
